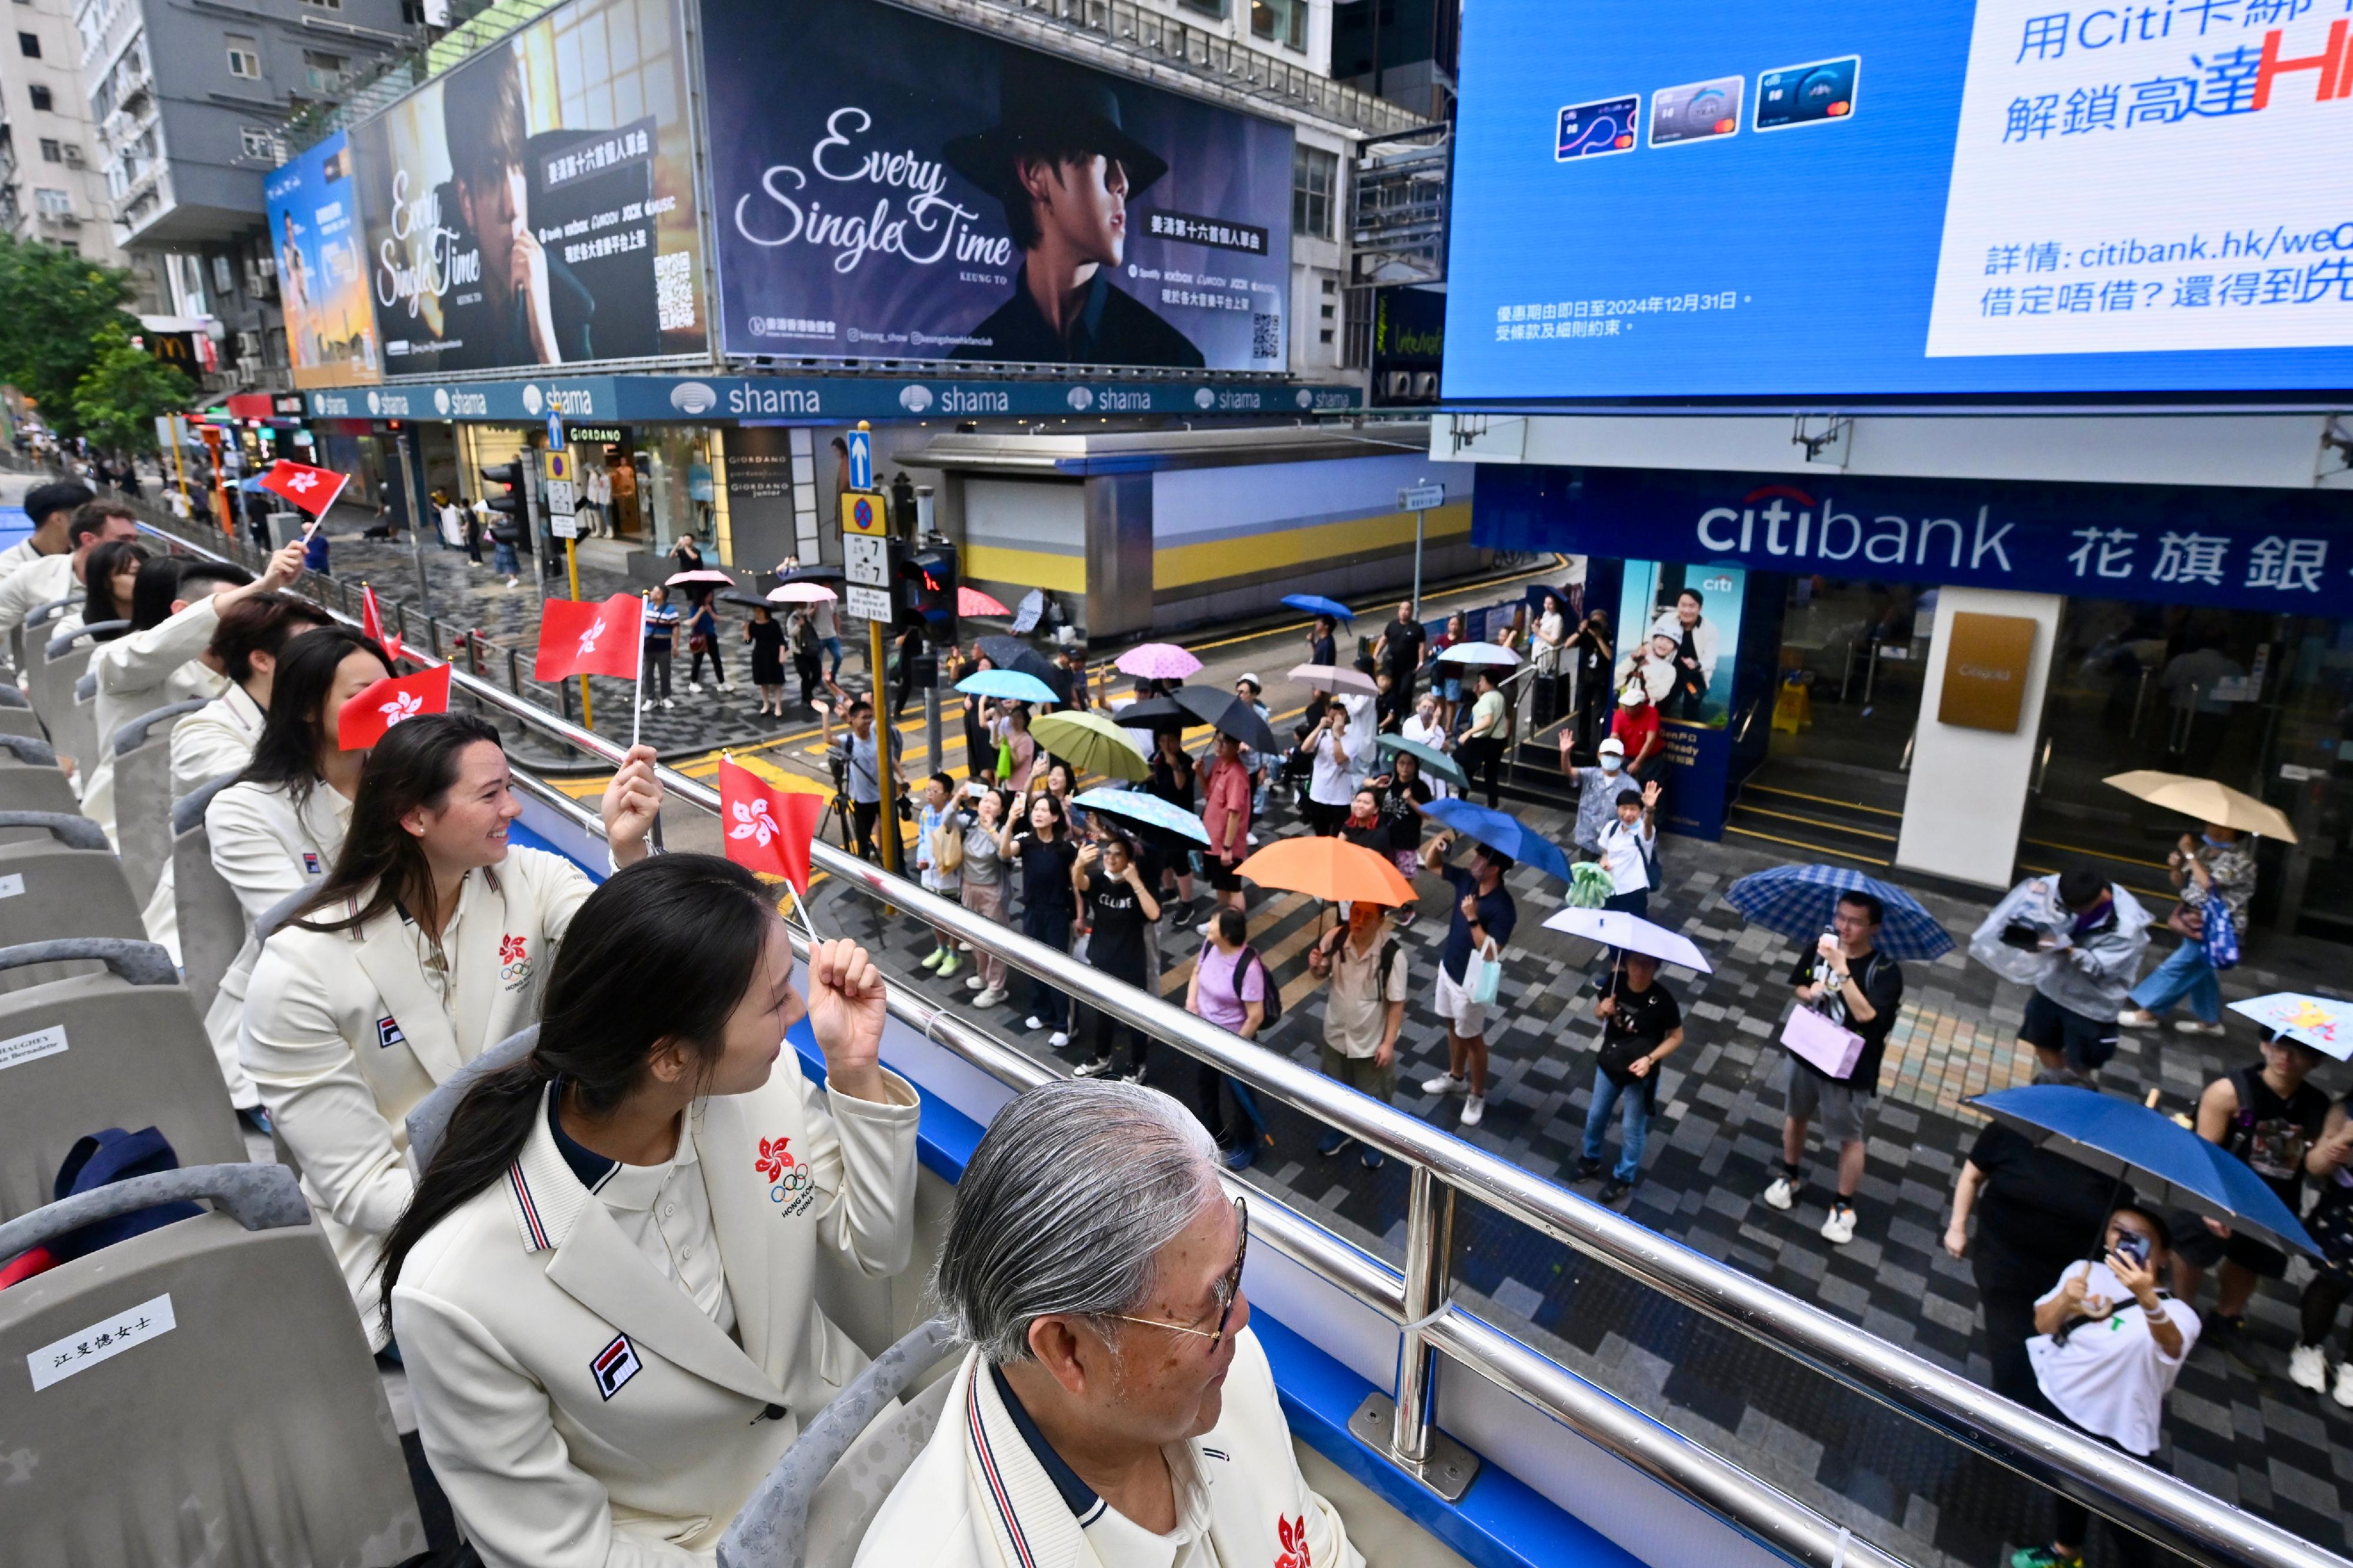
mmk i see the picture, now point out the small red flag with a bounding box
[257,459,350,518]
[360,582,404,665]
[534,593,644,682]
[720,758,824,895]
[337,663,452,750]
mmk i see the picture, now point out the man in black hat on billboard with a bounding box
[946,54,1205,369]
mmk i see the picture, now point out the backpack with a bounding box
[1235,943,1282,1029]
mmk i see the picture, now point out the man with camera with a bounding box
[821,695,901,863]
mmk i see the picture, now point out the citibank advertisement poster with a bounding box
[344,0,706,375]
[702,0,1294,372]
[266,131,381,389]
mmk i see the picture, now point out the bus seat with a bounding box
[405,1025,539,1171]
[14,595,75,690]
[0,1164,426,1568]
[717,1316,961,1568]
[0,682,46,740]
[0,938,241,1225]
[0,815,143,993]
[0,736,84,820]
[110,699,208,908]
[32,623,122,775]
[172,774,242,1015]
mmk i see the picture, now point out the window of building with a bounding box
[298,0,341,8]
[34,187,71,214]
[1251,0,1306,49]
[238,126,276,160]
[58,241,76,254]
[38,138,59,162]
[400,0,425,20]
[27,84,48,110]
[1177,0,1225,15]
[225,34,259,78]
[16,30,38,56]
[211,253,233,293]
[1292,144,1338,241]
[301,49,346,92]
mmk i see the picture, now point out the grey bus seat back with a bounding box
[0,749,79,823]
[406,1024,539,1171]
[0,1167,426,1568]
[717,1316,962,1568]
[16,596,76,691]
[171,776,245,1015]
[0,823,143,994]
[0,940,240,1224]
[0,681,30,708]
[0,704,46,742]
[110,699,208,907]
[48,620,128,662]
[29,646,99,779]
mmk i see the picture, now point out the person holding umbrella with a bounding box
[1144,726,1199,929]
[1305,898,1408,1169]
[2116,820,2255,1038]
[1417,828,1518,1129]
[1763,890,1904,1247]
[1576,949,1685,1205]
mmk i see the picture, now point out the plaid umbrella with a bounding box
[1724,863,1955,961]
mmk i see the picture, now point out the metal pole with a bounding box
[1391,1165,1454,1469]
[565,535,592,729]
[1411,506,1426,618]
[924,684,942,779]
[166,429,191,519]
[396,431,431,616]
[869,615,902,873]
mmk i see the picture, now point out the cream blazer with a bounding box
[134,682,268,969]
[242,847,595,1343]
[856,1330,1360,1568]
[201,776,352,1109]
[82,595,228,843]
[392,1064,921,1568]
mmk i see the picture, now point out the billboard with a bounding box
[343,0,706,376]
[702,0,1294,373]
[266,131,381,389]
[1444,1,2353,402]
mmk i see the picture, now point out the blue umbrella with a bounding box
[1419,798,1574,883]
[955,669,1060,705]
[1071,788,1210,846]
[1724,863,1955,962]
[1282,593,1355,622]
[1969,1085,2321,1256]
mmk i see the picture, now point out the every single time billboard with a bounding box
[265,131,382,389]
[701,0,1295,373]
[1445,0,2353,403]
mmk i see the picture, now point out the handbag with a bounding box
[1464,938,1502,1006]
[935,820,965,875]
[2199,898,2241,970]
[1780,1003,1865,1080]
[1597,1025,1650,1087]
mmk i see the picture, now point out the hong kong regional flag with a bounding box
[719,758,823,895]
[257,459,350,518]
[337,663,452,750]
[535,594,644,681]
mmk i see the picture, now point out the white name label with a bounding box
[0,872,24,899]
[28,1293,175,1390]
[0,1023,65,1071]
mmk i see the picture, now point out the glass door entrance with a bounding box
[1768,576,1935,775]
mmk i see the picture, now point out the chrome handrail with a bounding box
[137,519,2347,1568]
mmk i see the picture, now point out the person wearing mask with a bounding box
[1562,735,1632,863]
[2170,1033,2331,1356]
[1577,951,1685,1205]
[1200,732,1252,915]
[2014,869,2152,1078]
[2289,1094,2353,1403]
[241,715,663,1343]
[1302,700,1358,836]
[1651,589,1720,721]
[1418,830,1517,1130]
[2117,822,2255,1037]
[2009,1204,2196,1568]
[1304,900,1407,1169]
[172,591,335,798]
[1000,788,1080,1045]
[1399,692,1454,802]
[955,786,1013,1009]
[820,696,897,863]
[744,603,787,718]
[1373,599,1427,710]
[1945,1066,2131,1406]
[639,584,679,712]
[384,856,920,1568]
[858,1080,1361,1568]
[204,628,394,1126]
[1457,668,1509,809]
[1763,891,1905,1247]
[0,478,95,582]
[1072,832,1159,1080]
[1143,728,1199,930]
[914,772,963,979]
[1185,908,1268,1170]
[1597,781,1661,923]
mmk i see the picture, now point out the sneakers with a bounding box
[1572,1156,1604,1184]
[2172,1019,2227,1036]
[639,698,656,712]
[1318,1128,1352,1158]
[1461,1094,1486,1127]
[661,698,675,710]
[972,987,1008,1007]
[2008,1548,2084,1568]
[2115,1008,2159,1029]
[937,954,960,979]
[686,681,704,695]
[965,973,986,991]
[1361,1146,1385,1170]
[2336,1361,2353,1409]
[1598,1179,1631,1205]
[1762,1175,1797,1212]
[1024,1015,1048,1032]
[2289,1343,2329,1393]
[1048,1030,1071,1049]
[1073,1056,1118,1079]
[919,949,947,971]
[1423,1072,1468,1096]
[1820,1201,1858,1246]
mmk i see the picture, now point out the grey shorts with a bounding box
[1777,1053,1875,1146]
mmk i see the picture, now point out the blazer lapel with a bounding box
[348,910,464,1084]
[449,868,510,1064]
[692,1095,778,1369]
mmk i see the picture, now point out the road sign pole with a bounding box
[397,430,431,619]
[565,536,592,729]
[1412,508,1426,618]
[1397,482,1445,620]
[871,616,902,873]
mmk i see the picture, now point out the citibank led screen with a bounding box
[701,0,1295,373]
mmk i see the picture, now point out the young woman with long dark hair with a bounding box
[72,536,146,640]
[997,785,1077,1044]
[241,712,663,1342]
[382,855,918,1566]
[199,626,394,1118]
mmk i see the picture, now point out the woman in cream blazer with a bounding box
[384,854,920,1568]
[242,710,662,1341]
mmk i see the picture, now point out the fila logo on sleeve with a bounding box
[302,852,322,875]
[375,1016,406,1049]
[591,1334,642,1399]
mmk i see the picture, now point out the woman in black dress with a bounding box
[744,604,786,717]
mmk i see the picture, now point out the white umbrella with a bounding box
[1438,642,1522,666]
[767,581,838,603]
[1542,907,1713,972]
[666,569,734,587]
[1288,662,1378,693]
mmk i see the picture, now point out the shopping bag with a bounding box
[2200,899,2241,970]
[1465,938,1503,1006]
[1968,878,2064,986]
[1780,1004,1865,1080]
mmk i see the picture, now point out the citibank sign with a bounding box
[1695,485,2015,573]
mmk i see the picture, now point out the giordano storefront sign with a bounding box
[305,375,1364,424]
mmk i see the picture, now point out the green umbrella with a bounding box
[1374,733,1468,788]
[1031,710,1149,782]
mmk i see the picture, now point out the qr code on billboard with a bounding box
[655,252,696,332]
[1251,312,1282,359]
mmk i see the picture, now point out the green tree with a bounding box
[71,322,194,454]
[0,237,145,439]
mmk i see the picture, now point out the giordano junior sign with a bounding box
[305,375,1361,423]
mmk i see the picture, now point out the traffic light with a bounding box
[481,460,526,526]
[904,541,960,649]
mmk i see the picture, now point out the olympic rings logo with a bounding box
[770,1172,816,1200]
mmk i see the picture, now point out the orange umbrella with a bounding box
[1237,835,1417,906]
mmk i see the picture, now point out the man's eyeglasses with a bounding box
[1108,1196,1247,1351]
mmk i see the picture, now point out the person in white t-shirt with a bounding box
[2012,1203,2197,1568]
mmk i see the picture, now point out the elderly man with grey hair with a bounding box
[856,1079,1362,1568]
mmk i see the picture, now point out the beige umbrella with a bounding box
[2102,770,2298,842]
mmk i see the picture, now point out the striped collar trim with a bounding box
[504,1084,592,1253]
